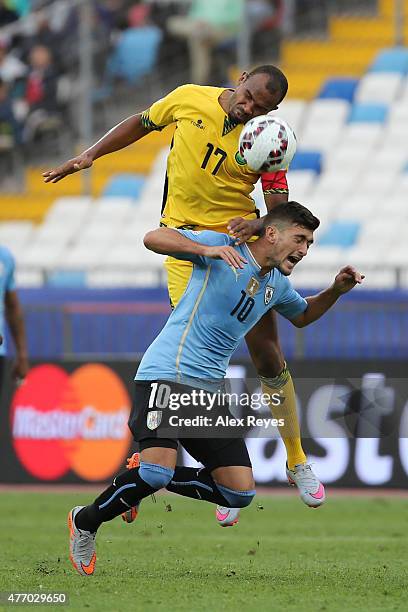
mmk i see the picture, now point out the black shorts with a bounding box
[129,380,252,471]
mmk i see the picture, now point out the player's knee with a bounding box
[139,461,174,490]
[254,346,285,377]
[216,484,256,508]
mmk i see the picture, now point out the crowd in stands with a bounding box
[0,0,334,175]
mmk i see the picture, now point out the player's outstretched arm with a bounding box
[144,228,247,269]
[42,114,150,183]
[290,266,365,328]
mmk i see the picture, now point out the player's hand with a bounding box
[42,151,94,183]
[333,266,365,295]
[204,246,247,269]
[227,217,260,245]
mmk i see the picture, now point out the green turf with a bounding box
[0,492,407,612]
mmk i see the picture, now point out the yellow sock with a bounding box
[260,366,307,470]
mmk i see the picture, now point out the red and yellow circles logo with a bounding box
[10,364,132,481]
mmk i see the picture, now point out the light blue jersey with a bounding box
[136,231,307,381]
[0,246,16,356]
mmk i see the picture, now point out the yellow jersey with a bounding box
[141,84,263,232]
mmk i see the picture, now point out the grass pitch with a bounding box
[0,491,407,611]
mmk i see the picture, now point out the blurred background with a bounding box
[0,0,407,488]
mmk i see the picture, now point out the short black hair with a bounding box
[247,65,288,104]
[259,201,320,235]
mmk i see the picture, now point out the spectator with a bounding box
[23,44,60,142]
[20,10,62,71]
[0,245,29,392]
[0,78,23,144]
[0,0,19,26]
[8,0,31,17]
[0,39,27,87]
[167,0,244,85]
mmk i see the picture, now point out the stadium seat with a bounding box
[286,170,316,199]
[317,78,359,102]
[369,47,408,74]
[356,218,400,246]
[343,245,380,267]
[290,151,322,173]
[303,245,348,267]
[354,73,403,104]
[348,103,388,123]
[87,269,163,288]
[311,169,359,202]
[383,243,408,266]
[45,197,93,223]
[270,100,307,134]
[18,243,66,271]
[106,26,162,85]
[324,142,373,173]
[47,270,87,288]
[15,269,44,288]
[317,221,360,247]
[337,123,383,146]
[102,174,145,199]
[303,99,350,127]
[335,194,380,221]
[299,124,342,153]
[0,221,34,252]
[58,243,106,270]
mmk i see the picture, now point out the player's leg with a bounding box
[68,440,177,576]
[120,256,193,523]
[166,438,256,526]
[245,309,325,507]
[163,255,193,309]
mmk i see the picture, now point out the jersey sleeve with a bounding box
[141,84,195,132]
[273,277,307,320]
[261,170,288,196]
[174,229,232,266]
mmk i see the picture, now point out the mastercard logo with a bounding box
[10,364,132,481]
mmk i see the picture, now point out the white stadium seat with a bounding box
[17,242,66,270]
[0,221,35,252]
[304,99,350,126]
[44,196,93,223]
[270,99,307,134]
[354,73,403,104]
[287,170,317,200]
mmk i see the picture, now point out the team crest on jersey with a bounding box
[246,276,260,297]
[235,151,247,166]
[264,286,274,305]
[146,410,162,430]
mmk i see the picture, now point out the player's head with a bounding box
[228,65,288,124]
[259,201,320,275]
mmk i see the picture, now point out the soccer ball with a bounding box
[239,115,297,173]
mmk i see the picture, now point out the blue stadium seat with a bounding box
[103,174,145,198]
[348,103,388,123]
[318,221,360,247]
[370,47,408,74]
[107,26,162,84]
[318,78,359,102]
[47,271,87,288]
[289,151,322,174]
